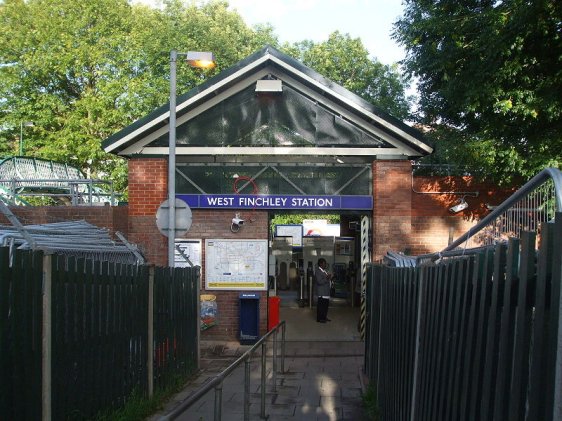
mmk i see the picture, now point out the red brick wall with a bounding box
[1,205,128,238]
[408,175,515,255]
[126,156,270,340]
[371,162,515,259]
[372,160,413,261]
[128,158,168,217]
[179,209,270,341]
[127,158,168,265]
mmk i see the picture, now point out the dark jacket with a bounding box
[315,266,331,297]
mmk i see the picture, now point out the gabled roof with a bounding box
[103,45,432,161]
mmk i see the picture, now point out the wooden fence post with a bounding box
[42,253,52,421]
[148,265,155,398]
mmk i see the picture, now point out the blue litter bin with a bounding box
[239,293,260,345]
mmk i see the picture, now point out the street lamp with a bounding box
[19,121,34,156]
[168,50,215,267]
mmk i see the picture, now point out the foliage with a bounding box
[394,0,562,182]
[93,376,186,421]
[283,32,413,120]
[0,0,277,192]
[362,383,380,420]
[270,213,340,233]
[1,0,414,196]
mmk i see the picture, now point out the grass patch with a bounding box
[362,383,380,421]
[93,373,195,421]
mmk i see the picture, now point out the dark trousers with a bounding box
[317,297,330,321]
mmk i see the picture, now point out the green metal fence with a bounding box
[365,213,562,420]
[0,249,200,420]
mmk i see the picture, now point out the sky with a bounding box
[226,0,407,65]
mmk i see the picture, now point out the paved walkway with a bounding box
[149,301,370,420]
[150,339,369,421]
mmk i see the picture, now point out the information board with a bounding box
[205,239,268,290]
[174,239,202,268]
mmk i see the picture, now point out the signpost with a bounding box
[156,198,192,238]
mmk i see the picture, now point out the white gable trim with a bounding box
[131,146,409,157]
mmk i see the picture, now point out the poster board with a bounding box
[205,239,268,290]
[275,224,303,247]
[174,239,202,267]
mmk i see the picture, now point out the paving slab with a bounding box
[149,339,370,421]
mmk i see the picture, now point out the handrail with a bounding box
[0,177,117,205]
[160,320,286,421]
[443,167,562,252]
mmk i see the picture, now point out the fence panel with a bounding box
[365,214,562,420]
[153,266,199,391]
[479,244,506,420]
[493,237,520,420]
[1,248,200,419]
[0,249,43,421]
[51,255,149,420]
[547,215,562,420]
[527,220,555,419]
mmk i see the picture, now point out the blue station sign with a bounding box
[177,194,373,211]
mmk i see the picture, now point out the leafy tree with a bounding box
[0,0,276,191]
[394,0,562,182]
[1,0,412,197]
[283,32,413,120]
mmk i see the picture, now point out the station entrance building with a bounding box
[103,46,436,340]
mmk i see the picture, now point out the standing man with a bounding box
[315,258,332,323]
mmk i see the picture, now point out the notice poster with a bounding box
[205,239,268,290]
[174,239,202,267]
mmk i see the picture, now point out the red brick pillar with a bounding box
[128,157,168,265]
[372,160,413,261]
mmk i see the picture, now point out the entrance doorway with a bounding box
[268,213,369,340]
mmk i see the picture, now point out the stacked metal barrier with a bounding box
[0,216,143,265]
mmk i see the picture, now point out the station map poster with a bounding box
[205,239,268,290]
[174,239,202,268]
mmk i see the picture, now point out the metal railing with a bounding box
[365,214,562,420]
[0,178,117,206]
[160,321,287,421]
[443,167,562,252]
[383,167,562,267]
